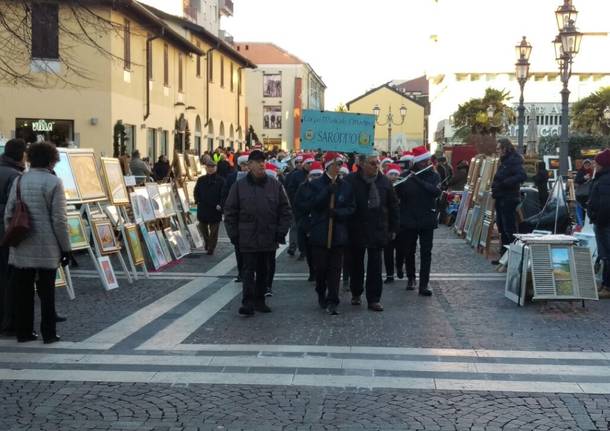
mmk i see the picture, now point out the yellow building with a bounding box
[0,0,254,158]
[347,83,426,153]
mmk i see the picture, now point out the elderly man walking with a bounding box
[344,152,399,311]
[224,150,292,316]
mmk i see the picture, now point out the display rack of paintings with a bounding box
[454,190,471,236]
[179,180,203,249]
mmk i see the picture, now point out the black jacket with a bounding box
[0,155,25,235]
[301,174,355,248]
[217,160,233,178]
[194,173,225,223]
[344,171,399,248]
[293,181,314,233]
[587,168,610,227]
[448,165,468,191]
[396,168,442,231]
[153,161,171,181]
[491,151,527,200]
[285,168,308,203]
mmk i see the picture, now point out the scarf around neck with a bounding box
[362,173,380,209]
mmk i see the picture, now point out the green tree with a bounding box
[451,88,516,141]
[571,87,610,136]
[245,125,259,147]
[335,103,347,112]
[539,134,610,159]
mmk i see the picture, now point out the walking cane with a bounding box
[327,178,336,249]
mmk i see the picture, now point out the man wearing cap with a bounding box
[395,145,441,296]
[224,150,292,315]
[588,149,610,298]
[285,153,313,256]
[345,152,399,311]
[194,158,226,255]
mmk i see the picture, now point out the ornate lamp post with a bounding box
[554,0,583,176]
[515,36,532,154]
[373,104,407,153]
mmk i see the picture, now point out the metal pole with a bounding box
[517,82,526,154]
[387,122,392,154]
[559,79,571,177]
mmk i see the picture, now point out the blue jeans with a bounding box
[594,225,610,286]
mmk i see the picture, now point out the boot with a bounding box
[238,306,254,316]
[254,302,272,313]
[317,293,327,309]
[406,277,416,290]
[264,287,273,297]
[326,304,339,315]
[419,286,433,296]
[397,270,404,279]
[384,276,394,284]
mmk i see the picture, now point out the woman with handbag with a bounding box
[4,142,70,344]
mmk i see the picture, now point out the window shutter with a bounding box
[31,3,59,59]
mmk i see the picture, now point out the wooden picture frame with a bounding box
[164,228,182,259]
[125,223,145,265]
[91,218,121,255]
[98,256,119,291]
[184,181,197,207]
[101,157,129,206]
[156,230,173,263]
[187,223,204,249]
[139,224,160,269]
[67,212,89,251]
[174,229,190,257]
[131,187,156,222]
[146,183,165,219]
[56,150,81,202]
[67,150,107,202]
[158,183,176,217]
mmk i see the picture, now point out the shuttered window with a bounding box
[163,43,169,86]
[31,3,59,59]
[123,19,131,70]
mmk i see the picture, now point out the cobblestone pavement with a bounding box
[1,226,610,430]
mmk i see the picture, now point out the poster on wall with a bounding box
[263,106,282,129]
[263,73,282,97]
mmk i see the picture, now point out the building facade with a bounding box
[234,43,326,151]
[346,84,426,153]
[0,0,253,159]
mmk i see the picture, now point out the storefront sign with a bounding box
[301,110,375,154]
[31,119,55,132]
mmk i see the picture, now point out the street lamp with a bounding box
[515,36,532,154]
[555,0,583,176]
[373,104,407,153]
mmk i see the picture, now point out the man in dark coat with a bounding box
[216,153,233,179]
[302,153,355,315]
[491,138,527,262]
[194,159,226,255]
[344,153,399,311]
[224,150,292,315]
[396,146,442,296]
[588,149,610,298]
[0,139,27,335]
[285,154,312,256]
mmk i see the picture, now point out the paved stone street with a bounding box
[2,226,610,430]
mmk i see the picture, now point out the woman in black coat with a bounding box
[194,160,226,255]
[533,161,549,208]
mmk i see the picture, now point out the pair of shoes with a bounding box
[318,293,327,309]
[367,302,384,312]
[254,303,272,313]
[599,287,610,299]
[297,254,305,261]
[287,250,296,257]
[238,306,254,316]
[43,335,61,344]
[351,296,361,306]
[308,273,315,282]
[406,277,416,291]
[234,276,242,283]
[17,332,38,343]
[397,271,404,279]
[491,260,501,265]
[419,286,433,296]
[326,304,339,315]
[55,314,67,323]
[384,276,394,284]
[207,249,214,255]
[264,287,273,297]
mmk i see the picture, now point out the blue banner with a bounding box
[300,110,375,154]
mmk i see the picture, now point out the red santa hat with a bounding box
[265,162,278,178]
[400,151,414,162]
[309,161,323,176]
[302,153,315,164]
[380,157,393,167]
[295,153,304,162]
[237,152,250,165]
[339,165,349,175]
[323,151,343,169]
[384,163,401,176]
[412,145,432,163]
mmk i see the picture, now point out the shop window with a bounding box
[124,124,136,155]
[31,3,59,60]
[15,118,73,147]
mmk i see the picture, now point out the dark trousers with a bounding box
[199,222,220,252]
[312,247,343,306]
[0,246,15,332]
[495,197,520,249]
[403,229,434,288]
[342,248,351,284]
[383,234,406,277]
[234,246,243,278]
[298,227,314,276]
[14,267,57,340]
[349,247,383,304]
[288,222,297,253]
[266,251,276,288]
[242,252,271,307]
[595,224,610,287]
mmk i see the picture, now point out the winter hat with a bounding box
[384,163,401,176]
[595,149,610,168]
[323,151,343,169]
[380,157,393,167]
[302,153,315,164]
[412,145,432,163]
[248,150,266,162]
[400,151,414,162]
[309,161,324,176]
[295,153,304,162]
[339,165,349,176]
[265,162,278,178]
[237,152,250,165]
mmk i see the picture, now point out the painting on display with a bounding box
[55,266,67,288]
[263,73,282,98]
[551,247,574,296]
[124,223,145,265]
[139,224,160,269]
[68,151,107,202]
[158,184,176,217]
[67,212,89,251]
[173,153,187,178]
[164,228,181,259]
[505,243,525,304]
[156,230,173,263]
[92,219,120,255]
[185,181,197,206]
[103,205,120,226]
[263,106,282,129]
[131,188,156,222]
[56,151,80,202]
[187,223,204,249]
[98,256,118,291]
[101,157,129,205]
[174,229,190,257]
[147,230,167,268]
[177,188,189,213]
[146,183,165,219]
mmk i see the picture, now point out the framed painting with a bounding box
[139,224,160,269]
[177,188,189,213]
[156,230,173,263]
[164,228,182,259]
[131,187,156,222]
[173,153,187,178]
[56,150,80,202]
[174,229,190,257]
[146,183,165,219]
[125,223,145,265]
[158,183,176,217]
[505,243,525,304]
[187,223,204,249]
[91,218,121,255]
[67,212,89,251]
[187,154,199,179]
[67,150,107,202]
[148,230,167,268]
[185,181,197,207]
[101,157,129,205]
[103,205,120,226]
[98,256,119,291]
[55,266,67,288]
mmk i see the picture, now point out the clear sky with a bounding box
[223,0,610,110]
